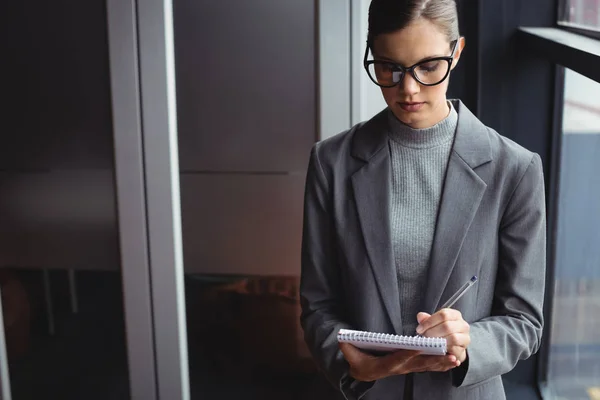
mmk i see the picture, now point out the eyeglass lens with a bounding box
[367,59,450,86]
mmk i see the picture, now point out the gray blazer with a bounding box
[300,100,546,400]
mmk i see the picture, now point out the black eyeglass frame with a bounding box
[363,39,460,88]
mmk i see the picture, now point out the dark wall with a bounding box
[477,1,557,169]
[447,0,479,111]
[3,1,114,170]
[173,0,315,173]
[1,1,120,271]
[450,0,557,168]
[450,0,558,393]
[172,0,316,276]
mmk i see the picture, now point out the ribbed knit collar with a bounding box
[387,101,458,149]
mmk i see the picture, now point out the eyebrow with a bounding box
[374,53,448,66]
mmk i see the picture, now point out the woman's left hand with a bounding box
[415,309,470,364]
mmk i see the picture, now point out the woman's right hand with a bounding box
[339,342,459,382]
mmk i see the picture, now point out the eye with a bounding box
[379,62,396,72]
[417,60,441,73]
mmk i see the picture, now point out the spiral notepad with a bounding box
[337,329,447,355]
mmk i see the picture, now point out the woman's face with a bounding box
[372,18,464,129]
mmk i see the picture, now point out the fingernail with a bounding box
[416,325,423,334]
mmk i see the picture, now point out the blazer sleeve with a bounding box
[300,144,375,400]
[453,153,547,387]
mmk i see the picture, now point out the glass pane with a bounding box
[1,1,131,398]
[559,0,600,30]
[173,0,333,399]
[547,68,600,399]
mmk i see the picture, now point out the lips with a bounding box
[398,102,425,112]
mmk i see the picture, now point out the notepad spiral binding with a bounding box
[337,329,447,355]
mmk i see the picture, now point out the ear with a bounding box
[450,36,466,71]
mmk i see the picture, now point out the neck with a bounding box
[387,101,458,149]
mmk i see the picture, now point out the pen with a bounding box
[415,276,478,336]
[439,275,478,310]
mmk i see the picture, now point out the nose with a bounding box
[400,72,420,96]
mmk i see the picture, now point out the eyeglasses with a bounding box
[363,39,459,88]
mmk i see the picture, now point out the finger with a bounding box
[381,349,421,371]
[422,320,470,340]
[423,361,457,372]
[429,361,459,372]
[426,355,459,372]
[409,355,452,368]
[379,350,423,375]
[416,310,466,335]
[407,355,457,373]
[416,308,462,334]
[446,354,462,368]
[447,345,468,363]
[416,312,431,324]
[444,332,471,348]
[386,349,422,362]
[401,355,435,373]
[339,343,370,364]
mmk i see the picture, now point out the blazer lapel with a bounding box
[422,100,493,313]
[351,110,403,334]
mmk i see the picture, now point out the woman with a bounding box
[299,0,546,399]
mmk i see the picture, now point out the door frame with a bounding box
[107,0,190,398]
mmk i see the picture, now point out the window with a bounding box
[559,0,600,31]
[546,68,600,400]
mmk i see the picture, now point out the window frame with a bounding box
[519,0,600,397]
[517,27,600,83]
[558,23,600,40]
[556,0,600,38]
[535,65,565,399]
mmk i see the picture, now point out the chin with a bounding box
[392,108,425,127]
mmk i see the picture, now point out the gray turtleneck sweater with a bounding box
[387,102,458,335]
